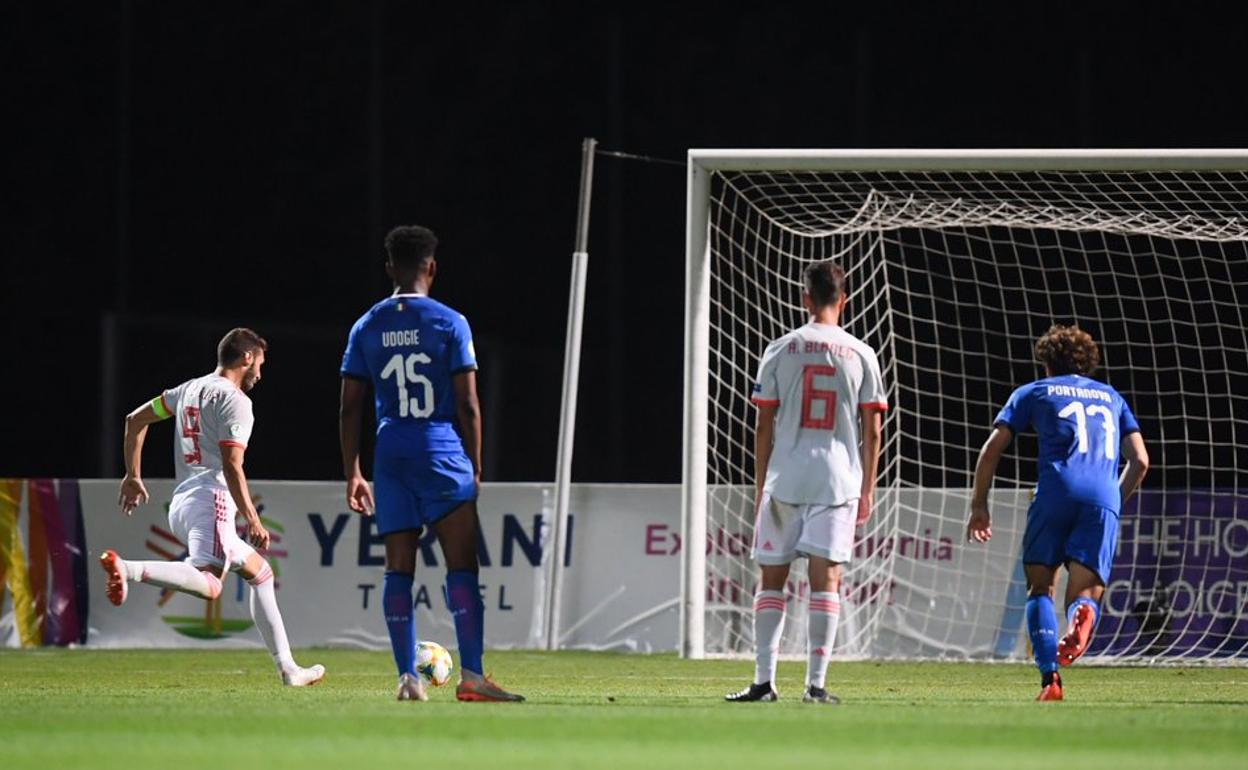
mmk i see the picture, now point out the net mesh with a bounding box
[703,167,1248,663]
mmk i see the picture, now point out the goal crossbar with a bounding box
[688,148,1248,172]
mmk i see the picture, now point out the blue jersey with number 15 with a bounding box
[994,374,1141,513]
[341,293,477,454]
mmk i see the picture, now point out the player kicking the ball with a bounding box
[966,324,1149,701]
[102,328,325,687]
[339,225,523,703]
[726,261,886,705]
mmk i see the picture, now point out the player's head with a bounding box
[217,327,268,391]
[802,261,848,315]
[1034,324,1100,377]
[384,225,438,285]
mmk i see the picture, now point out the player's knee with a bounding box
[443,551,478,572]
[245,561,274,587]
[758,565,790,591]
[203,572,223,599]
[384,553,417,574]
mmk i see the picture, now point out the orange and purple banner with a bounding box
[0,479,90,647]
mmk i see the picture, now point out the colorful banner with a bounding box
[0,479,90,647]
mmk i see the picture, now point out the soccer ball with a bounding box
[415,640,453,687]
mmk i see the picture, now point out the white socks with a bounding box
[806,592,841,689]
[129,559,222,599]
[247,563,297,673]
[753,590,787,685]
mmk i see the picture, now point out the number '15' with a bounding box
[380,352,434,418]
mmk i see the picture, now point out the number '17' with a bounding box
[1058,400,1117,459]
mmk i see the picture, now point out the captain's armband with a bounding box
[151,395,173,421]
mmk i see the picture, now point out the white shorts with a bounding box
[751,493,856,565]
[168,486,252,571]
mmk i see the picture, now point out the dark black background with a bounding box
[5,2,1247,483]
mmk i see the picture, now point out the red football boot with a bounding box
[1036,674,1063,702]
[1058,603,1096,666]
[99,549,129,607]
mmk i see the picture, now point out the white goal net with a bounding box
[681,150,1248,664]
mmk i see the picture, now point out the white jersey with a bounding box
[751,322,887,506]
[160,373,255,496]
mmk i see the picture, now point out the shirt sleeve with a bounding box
[751,340,783,406]
[994,384,1034,434]
[450,314,478,375]
[218,394,255,449]
[858,348,889,411]
[1119,395,1142,436]
[340,319,369,380]
[157,383,185,420]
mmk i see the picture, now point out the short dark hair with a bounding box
[1034,324,1100,376]
[804,261,847,307]
[384,225,438,269]
[217,328,268,367]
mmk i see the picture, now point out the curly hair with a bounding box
[1034,324,1100,376]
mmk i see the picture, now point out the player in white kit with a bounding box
[100,328,324,687]
[726,261,886,705]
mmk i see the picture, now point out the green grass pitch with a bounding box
[2,649,1245,769]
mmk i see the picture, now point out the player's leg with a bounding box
[803,557,843,704]
[725,562,789,702]
[99,492,224,605]
[431,499,523,702]
[373,456,427,700]
[1057,561,1103,666]
[234,547,325,687]
[1024,563,1063,700]
[727,495,800,702]
[382,528,426,700]
[100,549,222,604]
[1058,504,1117,666]
[1021,500,1070,700]
[797,500,853,704]
[432,500,483,674]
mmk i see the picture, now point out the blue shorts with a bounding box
[373,450,476,536]
[1022,498,1120,585]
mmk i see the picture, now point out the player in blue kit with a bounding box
[966,324,1149,701]
[339,225,524,703]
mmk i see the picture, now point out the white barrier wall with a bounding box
[2,480,1037,659]
[2,481,686,652]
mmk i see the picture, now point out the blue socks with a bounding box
[383,571,416,677]
[445,569,484,675]
[1026,594,1059,679]
[1067,595,1099,628]
[384,569,485,677]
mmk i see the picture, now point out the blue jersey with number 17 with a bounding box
[340,293,477,454]
[994,374,1141,513]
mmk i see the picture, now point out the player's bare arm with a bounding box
[221,443,269,550]
[967,425,1013,543]
[1118,431,1150,506]
[856,406,882,525]
[118,399,170,515]
[753,403,778,515]
[339,376,375,515]
[453,370,483,491]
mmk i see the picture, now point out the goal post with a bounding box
[682,149,1248,663]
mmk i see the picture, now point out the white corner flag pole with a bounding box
[546,137,596,650]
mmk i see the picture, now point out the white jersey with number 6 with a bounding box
[160,374,256,497]
[751,322,887,506]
